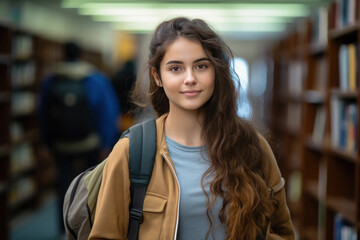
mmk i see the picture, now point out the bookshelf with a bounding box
[270,1,360,239]
[9,30,39,218]
[0,22,12,240]
[1,23,59,238]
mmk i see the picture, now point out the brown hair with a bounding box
[134,17,275,239]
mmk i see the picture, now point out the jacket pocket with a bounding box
[140,192,168,240]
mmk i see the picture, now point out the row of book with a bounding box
[339,43,358,91]
[8,176,36,209]
[312,106,326,144]
[11,92,36,116]
[11,61,36,88]
[287,60,307,96]
[10,143,34,176]
[11,121,25,143]
[333,0,358,29]
[12,35,33,60]
[334,214,357,240]
[311,7,328,46]
[331,98,358,153]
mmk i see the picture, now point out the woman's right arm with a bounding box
[89,138,131,240]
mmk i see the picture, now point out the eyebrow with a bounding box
[165,57,211,65]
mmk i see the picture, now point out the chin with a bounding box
[183,106,204,112]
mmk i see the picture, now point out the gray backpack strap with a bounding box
[127,119,157,240]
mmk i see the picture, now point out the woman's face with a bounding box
[153,37,215,114]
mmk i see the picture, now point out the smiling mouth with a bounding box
[181,90,201,97]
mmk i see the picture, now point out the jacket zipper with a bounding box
[162,153,180,240]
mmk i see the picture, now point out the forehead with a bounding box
[161,37,207,63]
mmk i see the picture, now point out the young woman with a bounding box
[89,17,294,240]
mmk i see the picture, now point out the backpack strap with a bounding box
[127,119,157,240]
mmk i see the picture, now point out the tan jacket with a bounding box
[89,114,294,240]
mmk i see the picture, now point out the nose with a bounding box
[184,69,196,85]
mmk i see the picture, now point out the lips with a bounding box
[181,90,202,97]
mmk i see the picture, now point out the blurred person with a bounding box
[89,18,294,240]
[112,59,137,131]
[38,42,120,235]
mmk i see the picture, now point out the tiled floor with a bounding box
[10,193,64,240]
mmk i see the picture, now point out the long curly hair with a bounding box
[134,17,276,239]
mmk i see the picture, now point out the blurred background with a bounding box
[1,0,359,239]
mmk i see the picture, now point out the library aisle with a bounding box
[270,0,360,239]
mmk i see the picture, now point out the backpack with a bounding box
[63,119,156,240]
[46,74,95,142]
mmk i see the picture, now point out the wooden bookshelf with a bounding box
[270,1,360,239]
[0,23,63,238]
[8,30,44,219]
[0,22,11,240]
[304,180,320,201]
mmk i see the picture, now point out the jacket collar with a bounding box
[156,113,169,156]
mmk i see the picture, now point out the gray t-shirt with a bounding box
[165,136,226,240]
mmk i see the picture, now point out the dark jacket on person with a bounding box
[38,61,121,153]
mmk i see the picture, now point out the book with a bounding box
[346,103,357,152]
[334,0,359,28]
[288,60,306,96]
[11,92,36,115]
[11,61,36,88]
[348,43,356,91]
[312,7,328,46]
[8,177,36,208]
[342,0,349,26]
[338,43,358,91]
[10,143,34,175]
[348,0,357,24]
[334,214,357,240]
[331,97,358,152]
[339,102,347,148]
[312,106,326,143]
[339,44,349,90]
[12,35,33,60]
[287,170,302,203]
[331,97,343,147]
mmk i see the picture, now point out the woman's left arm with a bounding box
[265,181,295,240]
[258,134,295,240]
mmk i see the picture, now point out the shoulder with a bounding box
[88,70,110,82]
[104,137,130,172]
[257,133,283,189]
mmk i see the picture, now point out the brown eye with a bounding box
[170,66,181,72]
[196,64,208,70]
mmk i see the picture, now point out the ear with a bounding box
[151,67,163,87]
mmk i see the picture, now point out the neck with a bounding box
[165,109,205,147]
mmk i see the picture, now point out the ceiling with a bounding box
[60,0,331,40]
